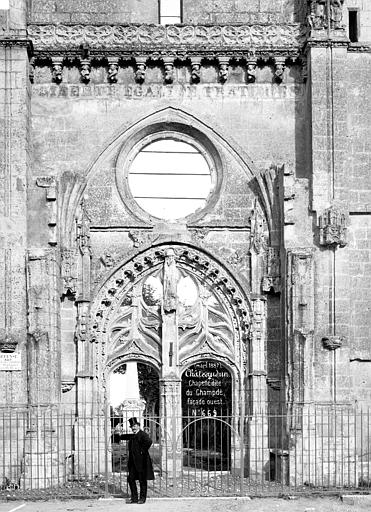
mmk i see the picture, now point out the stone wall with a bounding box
[29,0,305,24]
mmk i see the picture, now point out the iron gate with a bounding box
[1,405,371,499]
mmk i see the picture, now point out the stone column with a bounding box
[159,249,182,478]
[248,296,269,477]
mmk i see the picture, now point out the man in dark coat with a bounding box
[120,417,154,504]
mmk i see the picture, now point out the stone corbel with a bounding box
[36,176,58,245]
[218,56,229,83]
[61,381,75,393]
[163,57,174,84]
[80,59,91,83]
[274,57,286,83]
[318,205,348,248]
[107,58,119,83]
[322,335,345,350]
[135,57,147,83]
[52,57,63,84]
[191,57,202,83]
[246,59,257,83]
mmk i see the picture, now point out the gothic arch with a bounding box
[88,242,253,390]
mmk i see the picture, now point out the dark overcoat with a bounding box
[121,429,155,481]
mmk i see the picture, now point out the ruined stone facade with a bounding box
[0,0,370,489]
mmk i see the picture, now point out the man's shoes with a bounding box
[137,499,146,504]
[128,499,138,504]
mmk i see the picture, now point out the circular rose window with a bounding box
[128,138,213,221]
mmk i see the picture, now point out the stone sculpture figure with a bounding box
[307,0,327,29]
[163,249,179,313]
[330,0,344,29]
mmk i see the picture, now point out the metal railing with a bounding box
[1,404,370,499]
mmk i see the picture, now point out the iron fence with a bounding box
[0,404,370,499]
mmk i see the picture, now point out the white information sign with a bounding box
[0,353,22,371]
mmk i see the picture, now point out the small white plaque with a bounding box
[0,352,22,371]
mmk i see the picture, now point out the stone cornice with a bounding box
[27,23,307,57]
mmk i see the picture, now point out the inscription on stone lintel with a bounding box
[32,83,304,100]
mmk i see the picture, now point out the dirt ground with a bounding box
[1,496,371,512]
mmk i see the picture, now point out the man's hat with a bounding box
[128,417,140,428]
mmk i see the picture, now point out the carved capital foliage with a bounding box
[318,205,348,248]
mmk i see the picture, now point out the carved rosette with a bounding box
[319,205,347,248]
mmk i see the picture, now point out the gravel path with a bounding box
[1,496,371,512]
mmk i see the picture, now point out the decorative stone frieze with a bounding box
[27,23,307,53]
[322,335,345,350]
[318,205,348,247]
